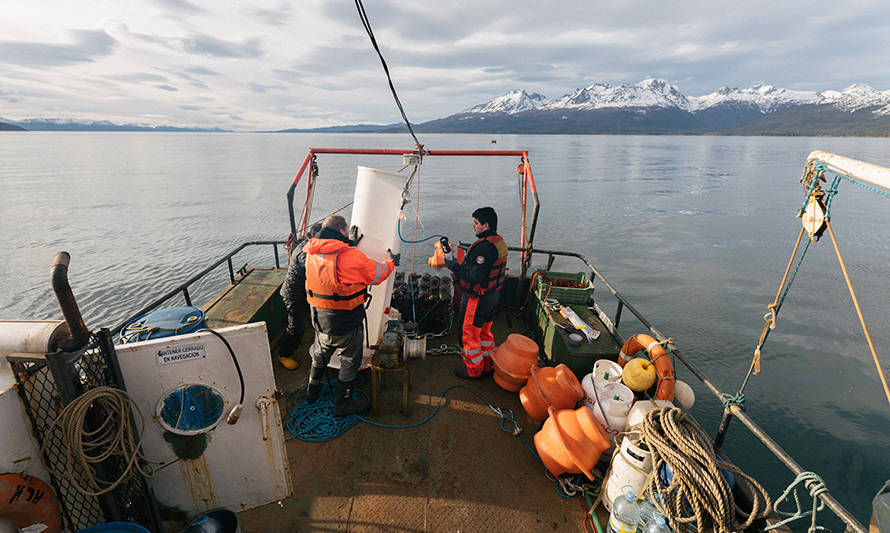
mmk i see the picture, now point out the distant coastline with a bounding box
[0,121,26,131]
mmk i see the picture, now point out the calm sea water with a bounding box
[2,132,888,526]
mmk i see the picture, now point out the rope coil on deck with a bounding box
[640,406,771,533]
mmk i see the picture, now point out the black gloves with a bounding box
[387,249,400,267]
[348,225,363,246]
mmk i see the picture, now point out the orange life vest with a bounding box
[458,234,508,297]
[305,248,368,310]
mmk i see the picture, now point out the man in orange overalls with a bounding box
[303,215,398,415]
[444,207,508,379]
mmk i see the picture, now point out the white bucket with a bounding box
[624,399,674,431]
[586,382,634,445]
[604,435,653,510]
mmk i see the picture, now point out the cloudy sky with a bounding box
[1,0,888,131]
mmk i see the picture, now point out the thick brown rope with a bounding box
[641,407,772,533]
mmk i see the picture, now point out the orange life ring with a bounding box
[618,333,675,401]
[0,472,62,533]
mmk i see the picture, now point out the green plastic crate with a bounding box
[526,297,621,377]
[534,270,594,305]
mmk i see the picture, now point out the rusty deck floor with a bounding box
[237,308,600,532]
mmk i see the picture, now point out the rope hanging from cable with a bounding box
[354,0,422,148]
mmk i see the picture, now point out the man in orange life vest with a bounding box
[443,207,508,379]
[303,214,398,415]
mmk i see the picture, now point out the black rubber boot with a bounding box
[278,330,298,358]
[333,379,369,416]
[305,366,326,403]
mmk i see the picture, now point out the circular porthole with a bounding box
[157,383,226,436]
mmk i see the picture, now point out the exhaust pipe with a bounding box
[51,252,90,352]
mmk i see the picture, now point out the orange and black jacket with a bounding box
[446,230,508,297]
[304,229,395,335]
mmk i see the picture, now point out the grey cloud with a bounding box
[248,82,286,94]
[154,0,205,15]
[0,88,21,103]
[0,29,117,67]
[111,73,169,83]
[180,34,262,58]
[155,84,178,91]
[321,2,475,43]
[185,66,221,76]
[189,80,210,90]
[179,104,202,110]
[245,2,293,26]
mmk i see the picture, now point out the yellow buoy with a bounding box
[622,357,656,392]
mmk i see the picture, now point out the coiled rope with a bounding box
[640,407,771,533]
[44,386,155,496]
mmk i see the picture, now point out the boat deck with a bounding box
[237,306,599,532]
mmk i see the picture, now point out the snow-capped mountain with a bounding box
[463,89,548,114]
[466,80,890,117]
[819,83,890,115]
[542,78,692,111]
[690,83,820,113]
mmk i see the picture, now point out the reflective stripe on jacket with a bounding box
[457,234,508,297]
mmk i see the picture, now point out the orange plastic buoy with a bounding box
[491,334,539,392]
[534,406,611,480]
[0,472,62,533]
[519,364,584,422]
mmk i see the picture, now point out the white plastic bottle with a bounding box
[607,489,641,533]
[644,514,672,533]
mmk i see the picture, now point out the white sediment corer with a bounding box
[350,166,405,366]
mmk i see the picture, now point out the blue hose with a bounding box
[397,218,444,244]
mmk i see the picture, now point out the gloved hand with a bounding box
[439,236,454,261]
[348,225,363,246]
[387,248,401,267]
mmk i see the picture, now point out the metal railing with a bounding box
[110,241,285,336]
[517,245,866,533]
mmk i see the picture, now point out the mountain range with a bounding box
[4,79,890,135]
[401,79,890,136]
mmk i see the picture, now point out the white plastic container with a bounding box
[624,399,674,432]
[604,436,653,511]
[586,381,634,445]
[593,359,622,390]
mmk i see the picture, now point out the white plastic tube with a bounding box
[350,166,405,365]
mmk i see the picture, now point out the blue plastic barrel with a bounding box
[120,306,207,344]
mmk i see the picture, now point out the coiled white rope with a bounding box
[44,386,155,496]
